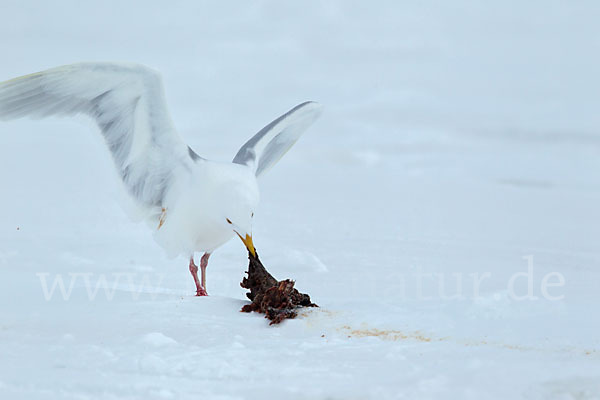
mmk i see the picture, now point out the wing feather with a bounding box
[232,101,322,177]
[0,62,198,209]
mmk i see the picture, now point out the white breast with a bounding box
[150,159,258,258]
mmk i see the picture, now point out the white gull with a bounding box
[0,62,322,295]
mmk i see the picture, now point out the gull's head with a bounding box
[226,215,255,257]
[207,163,259,256]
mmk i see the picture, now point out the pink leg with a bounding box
[189,256,208,296]
[200,252,211,291]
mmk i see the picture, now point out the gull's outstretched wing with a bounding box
[232,101,322,177]
[0,62,198,209]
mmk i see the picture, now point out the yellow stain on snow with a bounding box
[339,326,444,343]
[299,310,600,359]
[337,324,599,358]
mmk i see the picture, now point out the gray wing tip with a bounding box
[188,146,203,162]
[296,100,322,111]
[283,101,323,122]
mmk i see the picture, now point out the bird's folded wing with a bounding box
[0,62,197,209]
[232,101,322,177]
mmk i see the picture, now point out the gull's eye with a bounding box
[251,212,254,218]
[226,218,232,224]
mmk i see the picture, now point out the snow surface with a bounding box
[1,1,599,399]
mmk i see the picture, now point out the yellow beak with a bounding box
[237,233,256,257]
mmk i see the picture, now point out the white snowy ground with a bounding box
[1,1,599,399]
